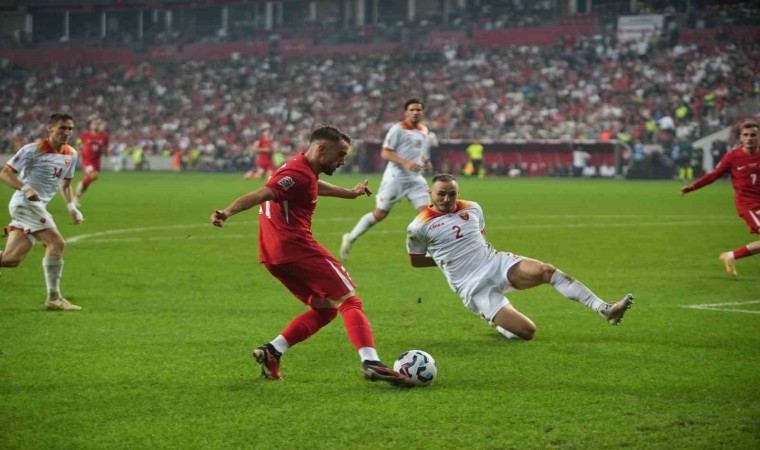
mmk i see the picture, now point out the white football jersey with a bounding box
[382,121,430,179]
[407,200,500,296]
[6,139,77,206]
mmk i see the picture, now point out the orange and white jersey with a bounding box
[407,200,500,295]
[382,120,430,179]
[6,139,77,205]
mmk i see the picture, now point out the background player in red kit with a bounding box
[211,125,412,386]
[681,120,760,276]
[74,117,109,205]
[244,126,277,180]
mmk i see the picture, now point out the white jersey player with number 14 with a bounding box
[340,98,432,260]
[0,113,85,311]
[407,174,634,341]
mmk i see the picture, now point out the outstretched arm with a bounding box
[680,160,730,196]
[318,179,372,199]
[211,186,276,227]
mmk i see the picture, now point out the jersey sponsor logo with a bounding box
[431,221,445,230]
[277,176,295,190]
[459,212,470,221]
[737,166,746,171]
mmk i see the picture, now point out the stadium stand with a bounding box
[0,0,757,177]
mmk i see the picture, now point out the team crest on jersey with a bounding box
[277,176,295,190]
[459,212,470,221]
[64,159,71,167]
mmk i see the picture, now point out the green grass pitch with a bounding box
[1,172,758,449]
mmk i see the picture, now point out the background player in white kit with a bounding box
[340,98,432,260]
[0,113,85,311]
[406,174,633,340]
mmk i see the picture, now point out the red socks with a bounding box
[733,246,752,260]
[279,296,376,350]
[281,308,338,346]
[338,296,376,350]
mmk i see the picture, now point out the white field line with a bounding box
[68,217,736,245]
[682,300,760,315]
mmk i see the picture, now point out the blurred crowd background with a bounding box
[0,0,757,179]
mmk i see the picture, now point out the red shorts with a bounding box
[264,253,356,304]
[257,155,275,172]
[82,159,101,174]
[739,207,760,234]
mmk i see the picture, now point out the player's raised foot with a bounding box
[44,298,81,311]
[339,233,354,261]
[362,360,414,387]
[719,252,737,277]
[253,344,283,380]
[600,294,634,325]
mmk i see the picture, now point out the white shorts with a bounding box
[5,201,56,238]
[375,175,429,211]
[461,252,525,322]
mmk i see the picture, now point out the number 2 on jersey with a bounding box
[453,225,463,239]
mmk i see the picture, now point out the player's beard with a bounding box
[436,201,454,214]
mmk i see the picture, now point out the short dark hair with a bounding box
[49,113,74,124]
[431,173,456,183]
[310,125,352,145]
[740,120,759,130]
[404,98,424,111]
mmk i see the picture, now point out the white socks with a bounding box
[42,256,64,300]
[358,346,380,362]
[270,335,290,355]
[348,212,379,241]
[549,269,606,312]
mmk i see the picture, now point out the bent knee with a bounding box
[49,241,66,254]
[373,209,389,221]
[517,323,536,341]
[540,263,556,282]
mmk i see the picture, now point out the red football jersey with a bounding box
[688,147,760,215]
[79,131,109,162]
[259,154,329,264]
[255,137,274,165]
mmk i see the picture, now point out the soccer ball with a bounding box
[393,350,437,386]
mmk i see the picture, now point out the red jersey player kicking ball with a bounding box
[211,125,413,387]
[74,117,109,206]
[681,120,760,276]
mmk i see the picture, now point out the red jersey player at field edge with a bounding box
[244,126,277,180]
[680,120,760,276]
[211,125,414,387]
[74,117,109,206]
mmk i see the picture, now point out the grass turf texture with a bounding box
[1,172,758,449]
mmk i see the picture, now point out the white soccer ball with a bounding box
[393,350,437,386]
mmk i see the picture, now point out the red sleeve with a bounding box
[687,152,732,192]
[266,168,309,202]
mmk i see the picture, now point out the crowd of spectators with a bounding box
[0,23,757,174]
